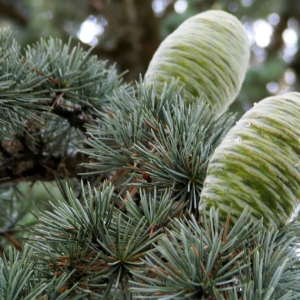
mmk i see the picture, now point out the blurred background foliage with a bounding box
[0,0,299,116]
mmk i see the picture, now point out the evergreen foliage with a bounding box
[0,13,300,300]
[83,81,235,212]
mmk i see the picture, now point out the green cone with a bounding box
[200,92,300,228]
[145,10,250,116]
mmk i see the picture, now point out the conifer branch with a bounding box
[0,28,125,183]
[0,15,300,299]
[130,209,300,299]
[30,181,162,298]
[83,80,235,213]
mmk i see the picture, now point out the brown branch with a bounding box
[0,2,29,26]
[0,150,89,183]
[86,0,161,81]
[266,12,289,55]
[51,104,90,132]
[3,232,22,251]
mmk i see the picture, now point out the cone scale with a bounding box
[200,92,300,228]
[145,10,250,116]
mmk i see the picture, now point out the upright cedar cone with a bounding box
[145,10,250,116]
[200,92,300,228]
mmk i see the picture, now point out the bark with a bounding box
[88,0,161,81]
[0,2,29,26]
